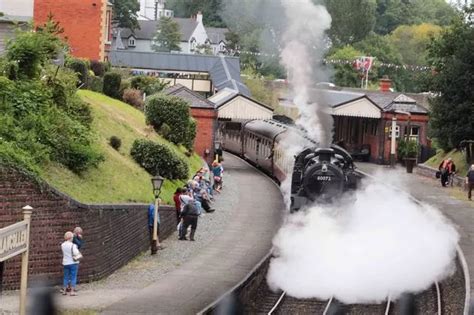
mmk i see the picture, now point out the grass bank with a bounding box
[425,148,469,176]
[40,90,202,204]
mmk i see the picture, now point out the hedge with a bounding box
[130,139,188,180]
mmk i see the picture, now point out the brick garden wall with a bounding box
[0,166,176,290]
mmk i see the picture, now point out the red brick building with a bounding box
[163,84,217,164]
[34,0,112,61]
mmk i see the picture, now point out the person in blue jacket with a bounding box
[148,203,164,250]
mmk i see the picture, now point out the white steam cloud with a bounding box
[267,173,459,303]
[280,0,333,146]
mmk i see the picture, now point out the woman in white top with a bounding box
[61,231,81,296]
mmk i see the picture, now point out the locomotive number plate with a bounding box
[316,176,332,181]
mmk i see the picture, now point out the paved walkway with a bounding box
[356,162,474,300]
[0,154,284,314]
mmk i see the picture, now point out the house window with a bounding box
[128,38,136,47]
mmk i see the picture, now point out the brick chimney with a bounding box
[196,11,203,23]
[379,76,392,92]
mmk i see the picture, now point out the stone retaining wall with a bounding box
[0,166,176,290]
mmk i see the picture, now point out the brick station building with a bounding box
[34,0,113,61]
[163,84,217,164]
[281,83,431,164]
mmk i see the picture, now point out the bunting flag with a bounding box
[238,50,431,72]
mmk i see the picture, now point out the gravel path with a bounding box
[0,161,238,313]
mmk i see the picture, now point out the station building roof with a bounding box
[108,50,250,96]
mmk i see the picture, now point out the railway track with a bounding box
[259,280,444,315]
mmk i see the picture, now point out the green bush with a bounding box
[130,75,168,95]
[119,79,131,99]
[90,60,106,77]
[103,72,122,99]
[109,136,122,150]
[185,118,196,151]
[398,139,419,160]
[87,76,103,93]
[159,123,171,138]
[130,139,188,179]
[144,94,194,145]
[66,58,89,86]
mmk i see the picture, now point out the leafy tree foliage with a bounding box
[389,23,442,65]
[103,72,122,99]
[166,0,226,27]
[112,0,140,30]
[0,29,103,174]
[152,17,181,52]
[375,0,457,35]
[426,8,474,150]
[325,0,377,46]
[130,75,168,95]
[326,45,364,87]
[144,94,195,147]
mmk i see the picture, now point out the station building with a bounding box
[280,83,431,164]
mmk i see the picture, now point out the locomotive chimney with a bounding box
[379,75,392,92]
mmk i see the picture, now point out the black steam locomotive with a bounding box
[218,119,360,211]
[290,144,360,211]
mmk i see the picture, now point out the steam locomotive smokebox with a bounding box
[313,148,334,162]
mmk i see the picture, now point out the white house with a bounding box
[0,0,33,18]
[113,12,228,55]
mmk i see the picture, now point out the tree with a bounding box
[152,17,181,52]
[426,8,474,150]
[326,45,365,87]
[113,0,140,30]
[375,0,457,35]
[325,0,377,46]
[166,0,226,27]
[389,23,442,66]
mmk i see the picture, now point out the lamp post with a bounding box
[150,175,164,255]
[390,116,397,168]
[214,141,221,162]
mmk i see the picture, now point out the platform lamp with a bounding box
[150,174,164,255]
[214,141,221,162]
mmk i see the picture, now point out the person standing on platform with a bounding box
[61,231,81,296]
[73,227,83,249]
[438,157,456,187]
[466,164,474,201]
[173,188,185,224]
[148,202,164,250]
[179,191,200,241]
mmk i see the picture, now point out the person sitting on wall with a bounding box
[438,157,456,187]
[73,227,84,250]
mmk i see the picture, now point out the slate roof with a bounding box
[282,88,428,115]
[108,51,250,96]
[0,15,31,23]
[365,91,428,114]
[209,56,250,96]
[206,27,228,44]
[208,88,273,111]
[119,18,198,41]
[162,84,215,109]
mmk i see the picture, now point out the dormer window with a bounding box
[219,42,226,52]
[128,37,136,47]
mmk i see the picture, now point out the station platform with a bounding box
[0,154,284,314]
[357,162,474,301]
[102,154,284,314]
